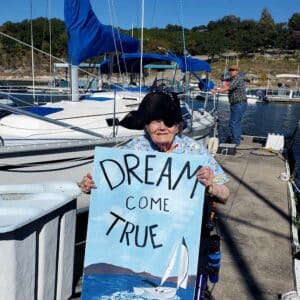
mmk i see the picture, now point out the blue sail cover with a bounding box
[98,53,211,74]
[64,0,140,65]
[176,55,211,72]
[167,52,211,73]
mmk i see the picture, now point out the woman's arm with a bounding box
[206,182,230,204]
[197,166,230,204]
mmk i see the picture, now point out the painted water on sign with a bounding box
[82,274,193,299]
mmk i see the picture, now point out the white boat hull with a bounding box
[0,99,142,146]
[197,90,261,104]
[0,93,216,212]
[133,286,177,299]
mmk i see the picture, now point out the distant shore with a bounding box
[1,53,300,89]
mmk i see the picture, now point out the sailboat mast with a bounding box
[71,65,79,102]
[139,0,144,92]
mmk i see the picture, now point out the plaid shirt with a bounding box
[121,134,229,185]
[228,75,247,104]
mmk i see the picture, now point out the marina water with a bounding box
[211,101,300,141]
[207,100,300,185]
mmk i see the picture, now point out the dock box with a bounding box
[217,143,237,156]
[0,182,80,300]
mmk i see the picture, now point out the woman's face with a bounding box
[145,120,179,152]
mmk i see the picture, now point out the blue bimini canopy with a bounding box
[166,52,211,73]
[98,52,211,74]
[64,0,140,65]
[98,53,176,74]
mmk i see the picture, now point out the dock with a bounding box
[69,135,296,299]
[213,136,295,299]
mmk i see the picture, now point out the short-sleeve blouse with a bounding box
[121,134,229,185]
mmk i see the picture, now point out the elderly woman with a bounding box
[80,92,229,203]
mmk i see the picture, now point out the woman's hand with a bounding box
[79,172,96,194]
[197,166,214,188]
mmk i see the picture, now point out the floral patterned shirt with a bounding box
[121,134,229,185]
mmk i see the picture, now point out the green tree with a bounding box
[257,8,277,50]
[288,13,300,49]
[288,13,300,31]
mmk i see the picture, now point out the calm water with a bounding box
[81,274,194,300]
[203,100,300,185]
[210,101,300,142]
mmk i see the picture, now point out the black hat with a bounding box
[119,92,183,130]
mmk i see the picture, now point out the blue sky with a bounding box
[0,0,299,29]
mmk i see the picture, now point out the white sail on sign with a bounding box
[160,242,179,286]
[133,237,189,299]
[177,237,189,289]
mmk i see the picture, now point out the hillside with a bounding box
[1,52,299,89]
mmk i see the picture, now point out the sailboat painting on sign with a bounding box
[81,147,207,300]
[133,237,189,299]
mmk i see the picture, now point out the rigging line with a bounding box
[30,0,36,104]
[134,0,140,40]
[41,4,47,52]
[110,0,129,79]
[291,179,300,194]
[178,0,187,54]
[48,0,53,99]
[0,32,96,80]
[0,155,94,171]
[1,160,94,173]
[0,31,65,64]
[42,0,54,101]
[148,0,157,29]
[139,0,144,93]
[107,0,123,81]
[177,0,188,91]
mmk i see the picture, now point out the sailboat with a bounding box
[133,237,189,299]
[0,0,215,145]
[0,0,216,211]
[0,52,214,146]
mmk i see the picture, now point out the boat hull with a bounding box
[133,286,177,299]
[0,114,213,213]
[196,90,263,104]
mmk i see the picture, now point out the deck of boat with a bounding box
[70,135,296,299]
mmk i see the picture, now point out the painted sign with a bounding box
[82,147,208,300]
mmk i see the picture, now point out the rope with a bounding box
[177,0,188,73]
[30,0,36,104]
[107,0,122,80]
[0,31,97,79]
[139,0,145,93]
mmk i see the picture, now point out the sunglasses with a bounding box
[229,68,237,71]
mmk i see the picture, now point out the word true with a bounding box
[106,211,163,249]
[99,153,202,199]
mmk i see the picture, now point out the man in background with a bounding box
[212,65,247,146]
